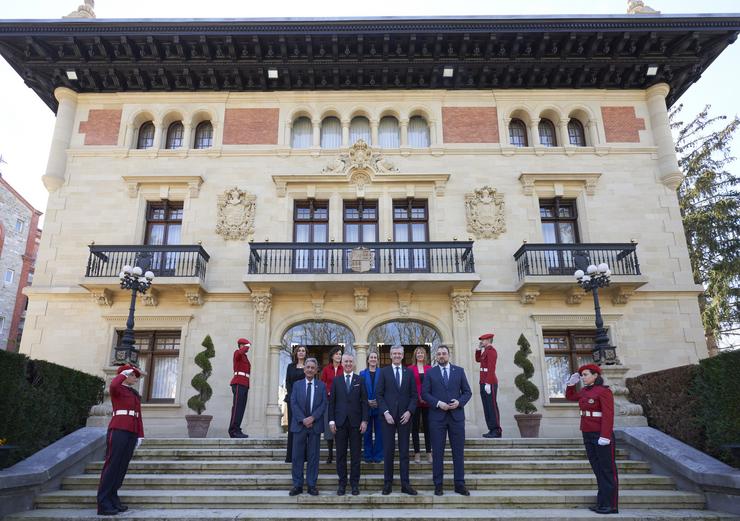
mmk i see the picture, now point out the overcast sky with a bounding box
[1,0,738,222]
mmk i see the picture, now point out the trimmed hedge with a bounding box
[0,350,104,469]
[627,349,740,468]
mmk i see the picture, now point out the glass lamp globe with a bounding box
[574,269,585,279]
[587,264,598,274]
[132,266,143,276]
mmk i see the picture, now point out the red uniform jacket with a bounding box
[565,383,615,438]
[321,364,342,396]
[475,346,498,385]
[230,346,251,387]
[408,364,432,408]
[108,373,144,438]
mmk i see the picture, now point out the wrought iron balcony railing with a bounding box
[248,241,475,275]
[513,243,641,279]
[86,245,210,281]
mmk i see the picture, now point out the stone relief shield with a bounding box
[465,185,506,239]
[215,187,256,241]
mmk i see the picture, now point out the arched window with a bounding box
[368,320,442,366]
[538,119,557,147]
[408,116,430,148]
[320,117,342,149]
[165,121,184,149]
[509,119,528,147]
[136,121,155,149]
[193,121,213,149]
[349,116,371,145]
[291,117,312,149]
[568,119,587,146]
[378,116,400,148]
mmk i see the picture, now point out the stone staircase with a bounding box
[4,437,738,520]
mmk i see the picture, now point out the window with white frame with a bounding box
[543,330,597,400]
[114,330,181,403]
[291,117,312,149]
[4,269,14,284]
[320,117,342,148]
[408,116,430,148]
[15,219,24,233]
[378,116,400,148]
[349,116,371,145]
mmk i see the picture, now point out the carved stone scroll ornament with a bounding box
[450,290,471,322]
[627,0,660,14]
[215,187,256,241]
[252,291,273,323]
[64,0,96,18]
[322,139,398,175]
[465,186,506,239]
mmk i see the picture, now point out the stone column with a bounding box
[528,118,541,146]
[559,118,570,147]
[341,118,350,148]
[311,118,321,148]
[646,83,683,189]
[370,119,379,146]
[182,123,193,150]
[428,118,439,146]
[284,119,293,146]
[151,120,163,150]
[354,343,369,372]
[399,118,409,147]
[587,120,599,146]
[43,87,78,192]
[449,289,478,431]
[600,365,648,428]
[503,117,512,145]
[248,288,273,436]
[265,343,284,436]
[124,123,136,149]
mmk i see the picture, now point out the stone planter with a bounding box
[514,413,542,438]
[185,414,212,438]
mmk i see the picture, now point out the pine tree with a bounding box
[514,334,539,414]
[187,335,215,415]
[672,105,740,352]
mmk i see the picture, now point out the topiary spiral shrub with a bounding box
[187,335,215,415]
[514,333,539,414]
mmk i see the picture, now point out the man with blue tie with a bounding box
[376,345,418,495]
[289,358,326,496]
[329,353,369,496]
[421,344,473,496]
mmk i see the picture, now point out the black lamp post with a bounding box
[574,258,618,365]
[114,256,154,366]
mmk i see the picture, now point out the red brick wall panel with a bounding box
[78,109,122,145]
[223,108,279,145]
[442,107,499,143]
[601,106,646,143]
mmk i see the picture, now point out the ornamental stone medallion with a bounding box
[215,187,256,241]
[322,139,398,175]
[465,185,506,239]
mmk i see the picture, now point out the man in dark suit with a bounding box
[376,344,418,495]
[289,358,326,497]
[329,353,369,496]
[421,344,473,496]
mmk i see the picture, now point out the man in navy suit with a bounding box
[289,358,326,496]
[421,344,473,496]
[329,353,369,496]
[376,345,418,495]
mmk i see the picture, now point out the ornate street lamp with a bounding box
[114,259,154,366]
[574,261,618,365]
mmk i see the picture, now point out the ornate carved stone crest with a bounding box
[349,247,373,273]
[450,290,471,322]
[215,187,256,241]
[322,140,398,175]
[465,186,506,239]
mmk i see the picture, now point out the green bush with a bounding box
[513,334,539,414]
[187,335,215,415]
[0,350,104,469]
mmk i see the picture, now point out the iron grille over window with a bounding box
[165,121,184,149]
[509,119,528,147]
[568,119,587,146]
[194,121,213,149]
[137,121,155,149]
[538,119,557,147]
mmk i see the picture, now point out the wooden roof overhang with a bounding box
[0,14,738,112]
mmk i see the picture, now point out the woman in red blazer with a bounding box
[320,345,343,464]
[408,346,432,463]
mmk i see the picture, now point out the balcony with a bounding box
[245,241,480,293]
[513,243,648,305]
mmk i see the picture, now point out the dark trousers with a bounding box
[430,414,466,487]
[291,428,321,489]
[335,419,362,487]
[480,383,502,435]
[363,413,383,462]
[97,428,137,511]
[583,432,619,510]
[411,406,431,453]
[381,417,411,485]
[229,384,249,435]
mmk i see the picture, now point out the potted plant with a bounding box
[185,335,216,438]
[513,334,542,438]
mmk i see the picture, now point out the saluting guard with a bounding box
[228,338,251,438]
[475,332,502,438]
[566,363,619,515]
[96,364,145,516]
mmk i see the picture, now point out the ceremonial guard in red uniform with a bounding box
[566,363,619,515]
[475,332,502,437]
[228,338,251,438]
[97,364,145,516]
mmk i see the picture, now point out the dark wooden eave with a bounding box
[0,15,738,112]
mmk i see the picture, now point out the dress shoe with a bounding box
[481,432,495,438]
[337,486,346,496]
[288,487,303,496]
[588,506,599,512]
[97,508,119,516]
[351,487,360,496]
[401,484,418,496]
[434,485,444,496]
[382,484,392,495]
[594,507,618,515]
[307,487,319,496]
[115,505,128,513]
[230,432,248,439]
[454,485,470,496]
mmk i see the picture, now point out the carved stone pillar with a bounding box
[449,289,478,431]
[284,119,293,146]
[646,83,683,189]
[354,343,369,372]
[311,118,321,148]
[152,121,163,150]
[601,365,648,428]
[182,124,193,150]
[370,119,379,146]
[559,118,570,147]
[399,118,409,147]
[341,118,350,148]
[503,117,512,145]
[265,343,283,436]
[124,124,135,149]
[248,289,273,436]
[43,87,78,192]
[529,118,541,147]
[86,366,118,427]
[587,120,600,146]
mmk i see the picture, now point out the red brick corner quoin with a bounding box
[78,109,122,145]
[601,106,646,143]
[442,107,499,143]
[223,108,279,145]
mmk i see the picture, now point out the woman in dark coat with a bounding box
[284,345,307,463]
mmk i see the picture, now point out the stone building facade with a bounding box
[1,14,737,437]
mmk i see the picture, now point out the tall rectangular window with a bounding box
[15,219,24,233]
[115,330,181,403]
[543,330,597,400]
[344,200,378,272]
[393,199,429,272]
[145,200,183,276]
[4,269,14,284]
[293,200,329,272]
[539,198,579,274]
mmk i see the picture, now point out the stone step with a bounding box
[6,507,738,521]
[139,437,585,448]
[61,472,676,491]
[86,459,653,474]
[34,489,707,510]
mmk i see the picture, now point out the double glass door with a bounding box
[393,199,429,272]
[145,201,182,276]
[294,201,328,273]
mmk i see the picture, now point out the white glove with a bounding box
[484,384,491,395]
[121,369,135,377]
[136,437,143,449]
[597,437,611,446]
[566,373,580,386]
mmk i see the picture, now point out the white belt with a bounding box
[580,411,602,417]
[234,372,250,378]
[481,368,488,372]
[113,409,139,417]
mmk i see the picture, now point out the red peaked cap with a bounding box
[478,333,494,340]
[578,363,602,375]
[117,364,144,377]
[237,338,251,346]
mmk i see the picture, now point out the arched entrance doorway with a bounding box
[367,320,442,366]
